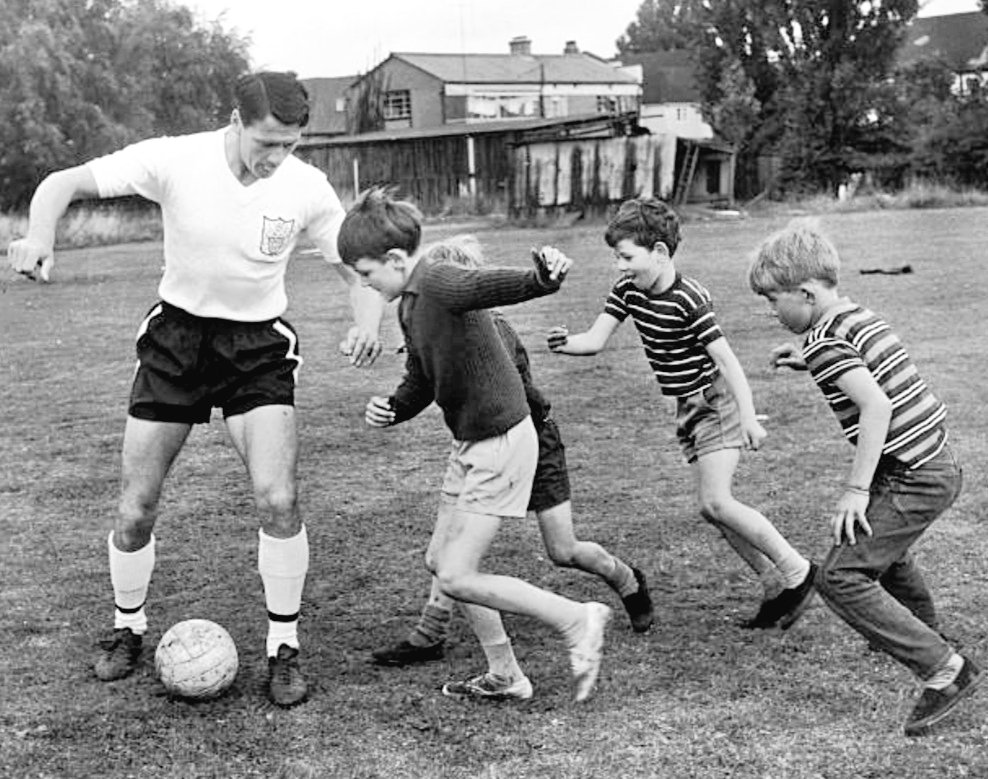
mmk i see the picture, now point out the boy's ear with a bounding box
[384,248,409,267]
[652,240,670,258]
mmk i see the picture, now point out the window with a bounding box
[597,95,618,114]
[466,94,538,121]
[383,90,411,120]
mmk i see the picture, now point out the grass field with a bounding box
[1,207,986,778]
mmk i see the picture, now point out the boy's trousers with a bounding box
[816,445,962,680]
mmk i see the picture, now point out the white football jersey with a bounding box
[88,129,344,321]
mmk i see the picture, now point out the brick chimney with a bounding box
[564,40,579,54]
[509,36,532,56]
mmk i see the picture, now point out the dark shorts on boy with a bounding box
[529,416,572,513]
[675,372,744,464]
[129,301,301,424]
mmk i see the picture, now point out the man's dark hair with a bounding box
[235,71,310,128]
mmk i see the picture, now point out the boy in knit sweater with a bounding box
[337,189,611,702]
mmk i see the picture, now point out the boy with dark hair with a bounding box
[370,236,653,669]
[748,219,981,737]
[338,190,611,702]
[549,197,815,629]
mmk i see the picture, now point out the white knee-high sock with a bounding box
[108,531,155,635]
[258,527,308,657]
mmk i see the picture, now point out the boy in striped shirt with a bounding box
[748,220,981,737]
[548,197,816,630]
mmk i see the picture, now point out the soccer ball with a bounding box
[155,619,239,700]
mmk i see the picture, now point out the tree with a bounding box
[0,0,249,210]
[619,0,920,195]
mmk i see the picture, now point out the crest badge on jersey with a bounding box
[259,216,295,257]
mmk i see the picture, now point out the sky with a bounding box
[181,0,983,80]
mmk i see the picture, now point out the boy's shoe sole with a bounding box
[371,639,445,667]
[441,673,533,701]
[570,602,611,702]
[94,628,143,681]
[621,567,655,633]
[904,656,984,737]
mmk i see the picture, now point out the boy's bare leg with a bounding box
[692,448,815,629]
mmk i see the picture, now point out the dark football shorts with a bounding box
[129,301,301,424]
[529,416,571,513]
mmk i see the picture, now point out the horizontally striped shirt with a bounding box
[803,301,947,468]
[604,273,723,397]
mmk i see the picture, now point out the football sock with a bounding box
[108,531,155,635]
[610,559,639,598]
[777,554,811,590]
[409,603,452,647]
[258,526,308,658]
[461,603,524,681]
[925,652,964,690]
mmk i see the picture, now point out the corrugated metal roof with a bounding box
[391,52,640,84]
[898,11,988,70]
[298,112,637,146]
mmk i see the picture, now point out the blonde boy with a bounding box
[748,220,981,736]
[549,197,815,629]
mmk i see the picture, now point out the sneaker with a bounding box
[371,639,445,667]
[441,672,533,701]
[570,602,611,702]
[268,644,308,707]
[621,567,654,633]
[94,628,143,681]
[904,656,984,736]
[740,562,817,631]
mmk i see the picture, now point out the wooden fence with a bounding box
[297,129,677,216]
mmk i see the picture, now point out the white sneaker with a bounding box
[441,672,534,701]
[570,602,612,702]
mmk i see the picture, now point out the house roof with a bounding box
[380,51,640,85]
[302,76,357,136]
[617,50,700,103]
[898,11,988,70]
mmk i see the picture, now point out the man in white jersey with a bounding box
[7,71,382,707]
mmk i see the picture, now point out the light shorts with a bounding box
[675,372,744,464]
[441,416,538,518]
[129,301,301,424]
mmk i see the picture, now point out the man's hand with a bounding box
[365,395,395,427]
[532,246,573,285]
[8,238,54,282]
[770,343,807,371]
[339,325,382,367]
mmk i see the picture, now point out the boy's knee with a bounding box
[544,539,577,567]
[254,481,297,516]
[698,497,727,523]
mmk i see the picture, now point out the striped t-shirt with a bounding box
[604,273,723,397]
[803,301,947,468]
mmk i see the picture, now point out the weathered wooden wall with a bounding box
[297,135,512,212]
[508,134,676,216]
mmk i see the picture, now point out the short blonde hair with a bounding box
[422,234,485,268]
[748,219,840,295]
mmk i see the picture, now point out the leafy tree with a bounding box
[0,0,249,210]
[619,0,920,195]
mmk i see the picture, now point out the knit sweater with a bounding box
[389,257,560,441]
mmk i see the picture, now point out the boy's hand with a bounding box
[532,246,572,284]
[770,343,807,371]
[830,491,873,546]
[8,237,54,282]
[365,395,395,427]
[740,416,767,450]
[547,325,569,352]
